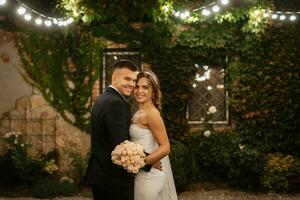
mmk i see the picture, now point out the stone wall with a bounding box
[0,29,33,118]
[0,28,151,172]
[0,90,91,172]
[0,29,90,172]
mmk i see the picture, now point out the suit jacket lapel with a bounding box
[106,87,130,106]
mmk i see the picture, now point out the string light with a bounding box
[17,6,26,15]
[44,20,52,27]
[173,0,230,20]
[220,0,229,5]
[290,15,297,21]
[173,0,299,23]
[272,14,278,19]
[0,0,74,27]
[202,9,211,16]
[179,10,190,19]
[24,13,31,21]
[0,0,6,6]
[1,0,300,26]
[279,15,286,20]
[212,5,220,13]
[35,18,42,25]
[264,10,298,22]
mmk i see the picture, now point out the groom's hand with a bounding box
[153,160,162,171]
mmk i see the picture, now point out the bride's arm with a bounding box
[144,110,170,165]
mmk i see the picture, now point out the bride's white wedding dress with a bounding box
[130,124,178,200]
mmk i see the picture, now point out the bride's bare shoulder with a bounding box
[145,107,162,122]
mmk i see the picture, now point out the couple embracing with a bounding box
[85,60,177,200]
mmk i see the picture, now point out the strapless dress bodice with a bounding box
[129,124,158,153]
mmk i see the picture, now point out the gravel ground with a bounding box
[178,190,300,200]
[1,190,300,200]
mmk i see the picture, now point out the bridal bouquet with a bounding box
[111,140,146,174]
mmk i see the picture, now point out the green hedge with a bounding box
[16,27,104,133]
[33,178,77,198]
[169,139,197,191]
[230,24,300,155]
[187,129,300,192]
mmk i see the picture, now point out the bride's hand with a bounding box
[152,160,162,171]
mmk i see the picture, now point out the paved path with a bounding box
[1,190,300,200]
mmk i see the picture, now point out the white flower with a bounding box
[203,130,211,138]
[111,140,146,174]
[239,144,245,151]
[208,106,217,113]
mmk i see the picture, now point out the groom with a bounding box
[85,60,138,200]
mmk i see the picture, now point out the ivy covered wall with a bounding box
[0,1,299,155]
[229,24,300,155]
[16,28,104,132]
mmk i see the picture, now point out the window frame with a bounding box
[101,50,142,93]
[187,65,230,125]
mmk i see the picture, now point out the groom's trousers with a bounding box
[92,185,134,200]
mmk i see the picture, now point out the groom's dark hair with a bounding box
[113,60,138,72]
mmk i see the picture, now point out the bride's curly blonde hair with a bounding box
[137,70,162,112]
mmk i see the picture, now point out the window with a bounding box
[101,50,142,92]
[187,64,229,124]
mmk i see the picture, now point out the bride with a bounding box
[130,70,178,200]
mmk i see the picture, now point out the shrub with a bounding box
[188,130,266,190]
[69,151,89,185]
[261,153,300,193]
[170,139,197,192]
[0,132,59,186]
[1,131,35,185]
[228,145,266,190]
[188,130,236,181]
[32,178,77,198]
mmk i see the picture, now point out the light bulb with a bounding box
[0,0,7,6]
[44,20,52,27]
[263,13,269,18]
[212,5,220,12]
[279,15,286,20]
[67,17,74,24]
[35,18,43,25]
[272,14,278,19]
[180,11,190,19]
[24,14,32,21]
[17,6,26,15]
[221,0,229,5]
[290,15,296,21]
[202,9,211,16]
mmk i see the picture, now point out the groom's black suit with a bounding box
[86,87,134,200]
